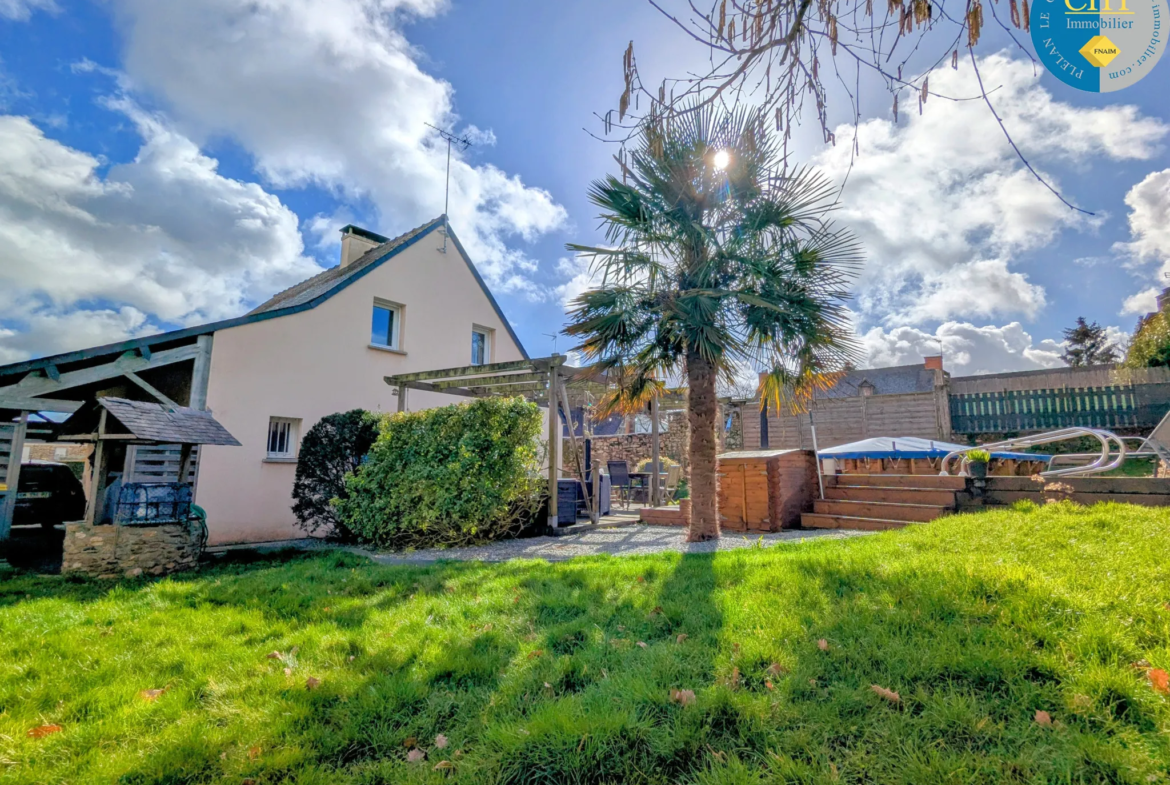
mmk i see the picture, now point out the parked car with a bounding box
[14,461,86,529]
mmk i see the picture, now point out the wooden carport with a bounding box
[0,331,215,553]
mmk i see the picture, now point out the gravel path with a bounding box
[362,524,870,565]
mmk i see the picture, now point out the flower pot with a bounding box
[968,461,988,479]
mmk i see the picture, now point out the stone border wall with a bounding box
[62,521,201,579]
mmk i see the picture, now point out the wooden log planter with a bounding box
[717,449,817,532]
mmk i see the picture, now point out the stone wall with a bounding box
[563,411,690,478]
[62,521,202,579]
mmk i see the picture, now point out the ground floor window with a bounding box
[266,417,299,460]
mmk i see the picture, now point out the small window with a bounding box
[471,327,491,366]
[371,299,401,350]
[266,417,299,460]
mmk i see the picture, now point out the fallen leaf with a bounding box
[403,736,418,749]
[637,641,648,649]
[434,760,453,770]
[283,667,293,677]
[767,662,787,677]
[650,606,663,616]
[765,680,774,690]
[1034,710,1052,726]
[305,677,321,690]
[266,651,282,660]
[242,779,257,785]
[676,634,688,644]
[975,717,990,730]
[1163,602,1170,612]
[817,639,829,652]
[27,724,62,738]
[1148,668,1170,694]
[139,688,165,702]
[636,576,645,583]
[809,679,818,687]
[871,684,901,704]
[407,748,426,763]
[248,746,262,760]
[617,625,625,632]
[527,650,544,660]
[1132,658,1153,670]
[729,667,740,689]
[435,734,449,749]
[670,688,696,706]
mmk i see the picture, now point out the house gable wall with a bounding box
[196,237,526,544]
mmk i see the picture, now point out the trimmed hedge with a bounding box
[338,397,544,549]
[291,409,381,541]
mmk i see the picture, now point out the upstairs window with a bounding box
[267,417,299,460]
[471,327,491,366]
[371,299,401,350]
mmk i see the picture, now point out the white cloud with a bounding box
[1122,287,1159,316]
[814,53,1166,326]
[861,321,1067,376]
[554,256,597,307]
[1112,169,1170,318]
[0,0,55,21]
[108,0,568,297]
[0,111,320,361]
[901,259,1046,322]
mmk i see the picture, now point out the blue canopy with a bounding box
[817,436,1048,462]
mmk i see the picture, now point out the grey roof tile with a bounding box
[817,364,937,399]
[99,397,242,446]
[249,217,445,315]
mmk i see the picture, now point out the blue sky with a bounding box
[0,0,1168,376]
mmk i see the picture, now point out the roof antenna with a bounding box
[425,123,473,253]
[544,332,559,355]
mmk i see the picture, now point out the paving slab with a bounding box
[363,524,871,565]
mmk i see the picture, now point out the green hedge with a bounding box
[338,397,545,549]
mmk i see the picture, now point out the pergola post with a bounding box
[84,409,108,525]
[546,364,560,529]
[0,411,29,548]
[651,394,661,507]
[397,384,407,413]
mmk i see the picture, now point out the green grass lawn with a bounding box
[2,502,1169,785]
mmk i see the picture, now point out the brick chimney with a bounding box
[923,355,944,371]
[339,225,389,268]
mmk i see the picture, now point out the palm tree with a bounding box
[564,104,861,542]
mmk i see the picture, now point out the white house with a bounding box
[0,218,531,545]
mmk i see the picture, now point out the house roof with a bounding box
[0,217,529,381]
[816,364,939,399]
[60,397,241,446]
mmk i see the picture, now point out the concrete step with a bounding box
[813,499,951,522]
[828,474,966,490]
[824,486,959,507]
[801,513,911,531]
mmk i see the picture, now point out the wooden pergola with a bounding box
[384,356,689,529]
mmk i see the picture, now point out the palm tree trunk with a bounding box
[685,349,721,542]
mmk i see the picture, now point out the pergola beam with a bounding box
[386,359,538,384]
[430,372,547,390]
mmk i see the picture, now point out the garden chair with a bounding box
[663,464,682,503]
[607,460,636,509]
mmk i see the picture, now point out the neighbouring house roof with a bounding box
[815,364,939,399]
[0,216,528,382]
[60,397,241,446]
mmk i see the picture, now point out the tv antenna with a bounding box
[425,122,473,253]
[544,333,559,354]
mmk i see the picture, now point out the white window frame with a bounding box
[471,325,493,366]
[266,417,301,462]
[370,298,404,352]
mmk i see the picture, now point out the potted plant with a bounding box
[966,449,991,479]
